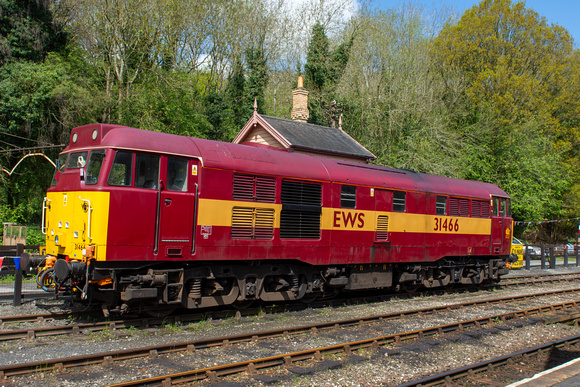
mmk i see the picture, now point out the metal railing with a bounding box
[0,244,47,305]
[522,244,580,270]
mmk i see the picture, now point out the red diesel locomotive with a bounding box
[40,123,513,315]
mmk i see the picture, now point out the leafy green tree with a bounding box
[224,59,249,128]
[246,47,268,114]
[204,92,238,141]
[304,22,355,126]
[119,70,213,138]
[431,0,580,224]
[305,23,329,92]
[0,0,67,64]
[0,1,104,227]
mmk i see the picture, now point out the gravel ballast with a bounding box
[1,268,580,386]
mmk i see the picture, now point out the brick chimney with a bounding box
[291,76,309,122]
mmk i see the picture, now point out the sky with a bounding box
[375,0,580,47]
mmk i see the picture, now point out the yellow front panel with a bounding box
[44,191,110,261]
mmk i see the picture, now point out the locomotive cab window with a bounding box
[341,185,357,208]
[108,150,133,187]
[393,191,406,212]
[135,153,160,189]
[167,157,188,192]
[436,196,447,215]
[51,153,69,186]
[85,150,106,185]
[66,151,88,169]
[500,198,511,217]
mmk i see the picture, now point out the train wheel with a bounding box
[143,306,176,318]
[401,283,419,293]
[300,294,319,304]
[232,300,254,310]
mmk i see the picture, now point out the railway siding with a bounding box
[1,271,580,385]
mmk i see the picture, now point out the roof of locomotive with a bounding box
[65,124,508,199]
[65,124,203,157]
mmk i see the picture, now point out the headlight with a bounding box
[54,235,60,245]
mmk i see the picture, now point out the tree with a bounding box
[335,6,464,177]
[304,22,355,126]
[431,0,580,223]
[246,47,268,115]
[0,1,103,226]
[305,23,329,92]
[0,0,67,64]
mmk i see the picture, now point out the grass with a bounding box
[0,274,35,283]
[89,328,117,341]
[160,320,184,334]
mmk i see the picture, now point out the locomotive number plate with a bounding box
[434,217,459,232]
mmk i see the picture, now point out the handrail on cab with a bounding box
[41,197,51,235]
[78,196,93,240]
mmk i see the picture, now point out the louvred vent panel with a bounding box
[280,180,322,239]
[231,207,274,240]
[376,215,389,241]
[233,174,275,203]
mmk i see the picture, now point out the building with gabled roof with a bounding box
[232,76,375,163]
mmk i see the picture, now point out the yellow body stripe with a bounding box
[198,199,491,235]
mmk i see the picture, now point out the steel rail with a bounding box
[1,285,579,343]
[1,298,580,381]
[397,334,580,387]
[2,273,578,327]
[105,303,580,387]
[0,311,73,324]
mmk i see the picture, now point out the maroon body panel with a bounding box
[50,124,512,267]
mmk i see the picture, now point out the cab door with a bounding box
[158,157,198,258]
[491,196,505,254]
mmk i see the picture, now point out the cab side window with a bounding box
[504,198,511,217]
[85,150,106,185]
[167,157,188,192]
[135,153,160,189]
[436,196,447,215]
[493,197,500,216]
[341,185,356,208]
[393,191,406,212]
[108,151,133,187]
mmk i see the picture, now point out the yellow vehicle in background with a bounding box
[510,237,524,269]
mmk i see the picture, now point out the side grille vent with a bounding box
[281,180,321,206]
[231,207,274,240]
[280,180,321,239]
[471,200,490,218]
[376,215,389,241]
[233,174,275,203]
[449,197,469,217]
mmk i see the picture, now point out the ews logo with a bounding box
[333,211,365,229]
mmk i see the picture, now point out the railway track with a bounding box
[398,334,580,386]
[2,272,579,330]
[104,302,580,386]
[1,287,579,382]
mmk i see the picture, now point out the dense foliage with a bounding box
[1,0,579,242]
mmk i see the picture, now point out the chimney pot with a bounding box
[291,76,309,122]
